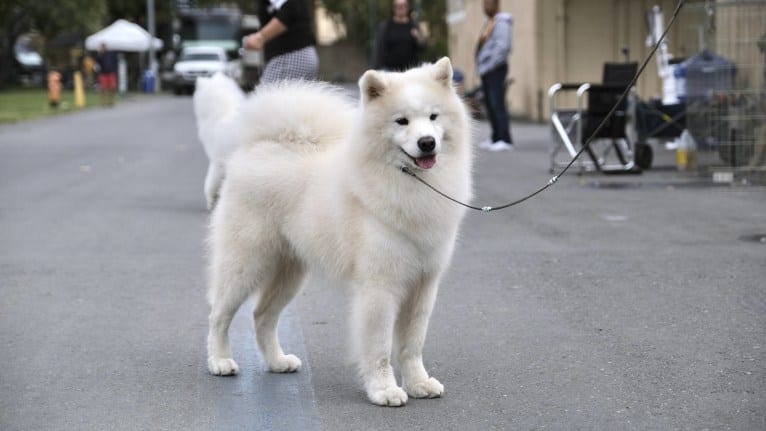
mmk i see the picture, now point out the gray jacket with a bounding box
[476,12,513,76]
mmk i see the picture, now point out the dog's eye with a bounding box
[395,117,409,126]
[430,113,438,121]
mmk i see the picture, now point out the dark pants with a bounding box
[480,63,512,143]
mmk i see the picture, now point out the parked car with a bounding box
[172,46,229,94]
[14,40,46,87]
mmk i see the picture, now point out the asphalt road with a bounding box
[1,93,764,430]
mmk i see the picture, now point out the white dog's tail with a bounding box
[237,80,356,149]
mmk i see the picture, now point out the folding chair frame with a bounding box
[548,62,643,175]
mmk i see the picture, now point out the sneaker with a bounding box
[478,139,493,150]
[487,140,514,152]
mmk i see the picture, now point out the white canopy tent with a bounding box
[85,19,163,93]
[85,19,163,52]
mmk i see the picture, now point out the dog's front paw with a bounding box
[367,386,408,407]
[267,354,302,373]
[208,357,239,376]
[404,377,444,399]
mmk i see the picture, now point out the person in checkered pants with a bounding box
[243,0,318,84]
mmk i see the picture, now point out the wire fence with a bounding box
[678,0,766,184]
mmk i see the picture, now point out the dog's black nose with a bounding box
[418,136,435,153]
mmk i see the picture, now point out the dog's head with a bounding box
[357,58,469,172]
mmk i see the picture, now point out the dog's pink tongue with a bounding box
[415,155,436,169]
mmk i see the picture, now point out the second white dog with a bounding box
[193,72,245,210]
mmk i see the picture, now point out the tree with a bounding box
[320,0,447,63]
[0,0,106,87]
[186,0,259,15]
[104,0,175,30]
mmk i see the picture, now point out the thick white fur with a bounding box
[193,72,245,210]
[206,58,473,407]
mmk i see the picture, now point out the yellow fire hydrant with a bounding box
[47,70,62,107]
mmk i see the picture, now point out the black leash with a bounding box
[401,0,686,213]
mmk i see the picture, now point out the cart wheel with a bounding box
[634,142,653,170]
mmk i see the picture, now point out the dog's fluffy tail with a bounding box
[237,80,356,149]
[193,72,246,159]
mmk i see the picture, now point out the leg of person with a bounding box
[112,73,118,105]
[98,74,107,106]
[107,73,117,106]
[252,255,305,373]
[259,60,279,85]
[484,64,512,145]
[395,273,444,399]
[497,64,513,144]
[481,73,500,143]
[259,46,319,85]
[280,46,318,81]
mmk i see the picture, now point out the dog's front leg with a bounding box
[351,288,408,407]
[395,275,444,399]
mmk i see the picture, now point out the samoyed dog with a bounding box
[193,72,245,210]
[206,58,473,406]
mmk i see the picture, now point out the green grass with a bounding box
[0,87,108,124]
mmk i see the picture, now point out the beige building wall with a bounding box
[713,2,766,91]
[448,0,707,121]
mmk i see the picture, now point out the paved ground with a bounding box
[1,93,764,430]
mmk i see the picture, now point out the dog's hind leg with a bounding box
[207,276,250,375]
[207,231,278,376]
[252,255,305,373]
[395,274,444,399]
[351,288,409,407]
[203,161,224,210]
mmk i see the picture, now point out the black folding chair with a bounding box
[549,62,645,174]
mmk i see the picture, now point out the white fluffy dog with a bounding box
[193,72,245,210]
[205,58,473,406]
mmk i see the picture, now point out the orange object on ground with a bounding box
[47,71,62,107]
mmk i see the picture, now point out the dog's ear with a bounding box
[359,70,387,102]
[432,57,453,88]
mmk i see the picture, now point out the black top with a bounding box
[96,51,118,74]
[258,0,315,61]
[374,20,422,71]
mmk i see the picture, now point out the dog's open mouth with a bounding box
[415,155,437,169]
[400,148,437,170]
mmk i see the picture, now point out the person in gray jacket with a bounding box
[476,0,514,151]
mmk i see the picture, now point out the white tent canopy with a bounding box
[85,19,163,52]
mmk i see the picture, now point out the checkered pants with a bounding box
[260,46,319,84]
